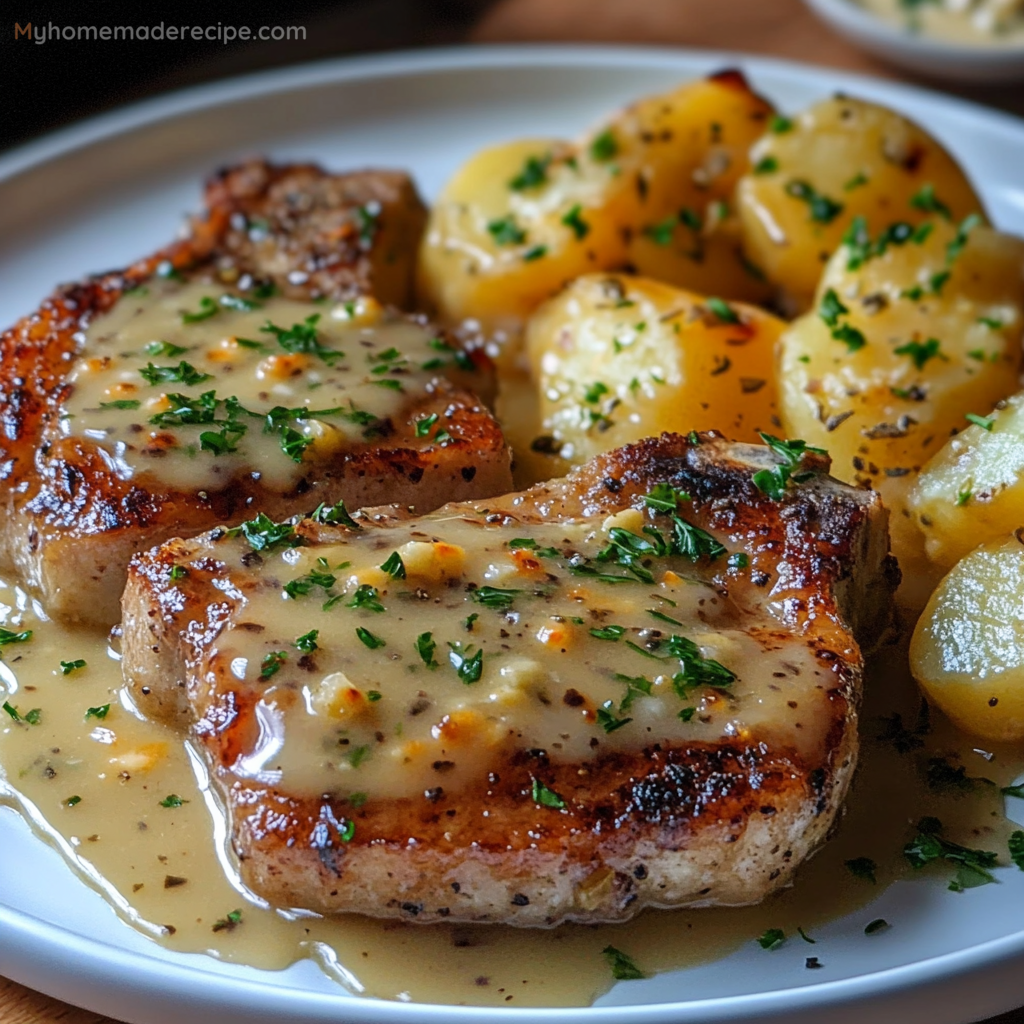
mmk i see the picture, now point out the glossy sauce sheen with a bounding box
[207,510,829,802]
[1,577,1022,1006]
[65,280,450,492]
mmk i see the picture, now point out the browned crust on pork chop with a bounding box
[0,159,510,625]
[121,433,897,925]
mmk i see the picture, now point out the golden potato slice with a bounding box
[416,137,635,342]
[777,216,1024,575]
[911,533,1024,742]
[911,391,1024,571]
[525,273,782,466]
[737,95,985,312]
[417,72,774,340]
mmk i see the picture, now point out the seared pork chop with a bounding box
[122,432,897,926]
[0,159,511,626]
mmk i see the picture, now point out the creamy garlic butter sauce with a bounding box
[65,279,458,492]
[858,0,1024,44]
[1,575,1022,1006]
[209,508,828,803]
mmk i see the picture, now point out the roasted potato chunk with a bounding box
[525,274,782,466]
[911,391,1024,571]
[911,533,1024,742]
[417,72,774,340]
[776,217,1024,572]
[737,95,985,312]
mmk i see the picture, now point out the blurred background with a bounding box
[3,0,1023,154]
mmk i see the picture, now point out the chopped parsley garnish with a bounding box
[531,777,566,809]
[589,129,618,162]
[845,857,878,884]
[832,323,867,353]
[212,909,243,933]
[99,399,142,410]
[644,482,691,511]
[904,816,998,891]
[706,296,740,324]
[293,630,319,652]
[60,659,87,675]
[284,570,336,599]
[310,500,360,530]
[2,702,40,724]
[667,635,736,691]
[785,180,843,223]
[523,244,548,262]
[864,918,889,935]
[159,794,187,808]
[447,641,483,684]
[894,337,943,370]
[0,627,32,646]
[379,551,406,579]
[596,701,633,733]
[643,215,677,246]
[218,294,261,312]
[924,756,991,794]
[752,433,826,501]
[145,340,189,357]
[965,412,995,431]
[487,215,526,246]
[946,213,983,264]
[977,316,1004,330]
[509,152,552,191]
[85,704,110,720]
[647,609,683,627]
[757,928,786,951]
[844,171,869,191]
[260,314,342,365]
[355,627,386,650]
[232,512,300,552]
[471,586,521,610]
[181,296,220,323]
[590,624,626,641]
[65,795,82,807]
[1010,832,1024,871]
[753,155,779,175]
[347,585,385,613]
[583,381,609,404]
[356,203,379,244]
[818,288,848,328]
[338,818,357,842]
[139,361,212,387]
[797,927,816,944]
[260,651,287,680]
[769,114,794,134]
[1002,784,1024,799]
[602,946,645,980]
[910,183,951,220]
[366,691,382,703]
[561,204,590,240]
[415,412,439,437]
[728,552,749,569]
[818,288,866,352]
[415,632,438,669]
[843,216,923,271]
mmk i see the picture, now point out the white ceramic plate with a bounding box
[2,44,1024,1024]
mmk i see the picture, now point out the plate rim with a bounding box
[2,41,1024,1024]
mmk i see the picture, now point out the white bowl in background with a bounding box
[803,0,1024,82]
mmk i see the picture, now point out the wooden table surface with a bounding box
[3,0,1022,1020]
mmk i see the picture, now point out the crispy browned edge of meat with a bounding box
[0,159,511,623]
[122,432,898,925]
